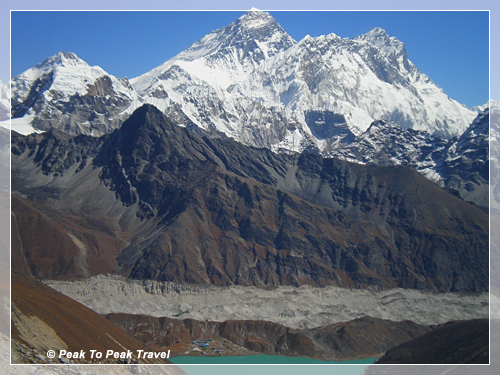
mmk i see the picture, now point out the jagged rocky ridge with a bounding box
[326,109,489,208]
[11,104,488,292]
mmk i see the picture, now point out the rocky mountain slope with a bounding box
[11,272,172,364]
[374,319,488,364]
[11,104,489,292]
[107,313,432,361]
[327,108,489,208]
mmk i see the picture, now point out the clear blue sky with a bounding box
[10,10,489,109]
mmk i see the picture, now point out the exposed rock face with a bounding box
[10,52,141,136]
[11,104,488,292]
[374,319,489,364]
[107,313,431,361]
[304,110,354,143]
[326,109,489,209]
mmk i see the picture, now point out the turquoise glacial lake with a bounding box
[172,355,375,375]
[170,354,377,365]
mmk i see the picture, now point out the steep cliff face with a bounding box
[11,105,488,292]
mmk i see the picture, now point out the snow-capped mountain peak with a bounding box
[357,27,406,57]
[237,8,277,26]
[232,8,294,47]
[36,51,88,69]
[184,8,295,61]
[10,51,142,136]
[132,9,296,94]
[12,51,113,101]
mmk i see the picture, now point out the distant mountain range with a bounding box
[131,10,476,143]
[10,10,476,143]
[8,8,490,289]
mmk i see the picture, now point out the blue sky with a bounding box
[10,10,489,109]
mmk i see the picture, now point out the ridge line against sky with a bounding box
[3,1,497,108]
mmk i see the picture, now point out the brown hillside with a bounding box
[11,272,171,364]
